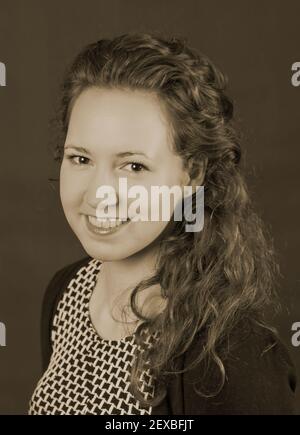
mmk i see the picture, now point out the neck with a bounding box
[101,249,158,298]
[94,242,165,320]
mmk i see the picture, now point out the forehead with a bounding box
[66,87,173,152]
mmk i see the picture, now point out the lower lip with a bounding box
[84,215,130,236]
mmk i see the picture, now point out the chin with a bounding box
[71,216,165,261]
[79,241,138,262]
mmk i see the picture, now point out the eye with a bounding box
[66,155,91,166]
[122,161,148,173]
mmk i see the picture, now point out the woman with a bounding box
[28,32,297,415]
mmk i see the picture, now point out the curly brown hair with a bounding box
[52,32,280,407]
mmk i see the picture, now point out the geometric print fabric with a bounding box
[28,258,157,415]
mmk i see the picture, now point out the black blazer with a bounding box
[40,256,298,415]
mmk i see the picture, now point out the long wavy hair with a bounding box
[52,32,280,407]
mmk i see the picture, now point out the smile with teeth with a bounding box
[88,215,128,229]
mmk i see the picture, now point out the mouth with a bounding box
[84,214,130,235]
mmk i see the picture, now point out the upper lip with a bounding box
[86,215,128,220]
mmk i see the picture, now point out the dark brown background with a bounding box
[0,0,299,414]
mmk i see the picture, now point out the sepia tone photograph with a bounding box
[0,0,299,417]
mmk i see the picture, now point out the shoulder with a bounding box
[46,256,93,288]
[41,256,92,319]
[182,318,298,415]
[41,256,92,370]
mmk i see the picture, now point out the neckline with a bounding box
[86,258,145,345]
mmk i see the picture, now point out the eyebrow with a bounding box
[64,145,150,159]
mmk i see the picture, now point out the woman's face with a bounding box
[60,87,190,261]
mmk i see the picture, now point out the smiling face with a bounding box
[60,87,191,261]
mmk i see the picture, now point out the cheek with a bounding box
[130,219,170,247]
[147,169,188,212]
[59,164,84,210]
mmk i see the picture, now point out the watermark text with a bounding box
[291,62,300,87]
[0,322,6,347]
[291,322,300,347]
[0,62,6,87]
[94,178,204,232]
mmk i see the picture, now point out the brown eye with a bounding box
[67,155,90,165]
[123,162,148,172]
[77,156,89,165]
[131,162,145,172]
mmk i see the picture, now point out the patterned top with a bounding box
[28,258,157,415]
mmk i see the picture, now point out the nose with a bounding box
[84,167,119,212]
